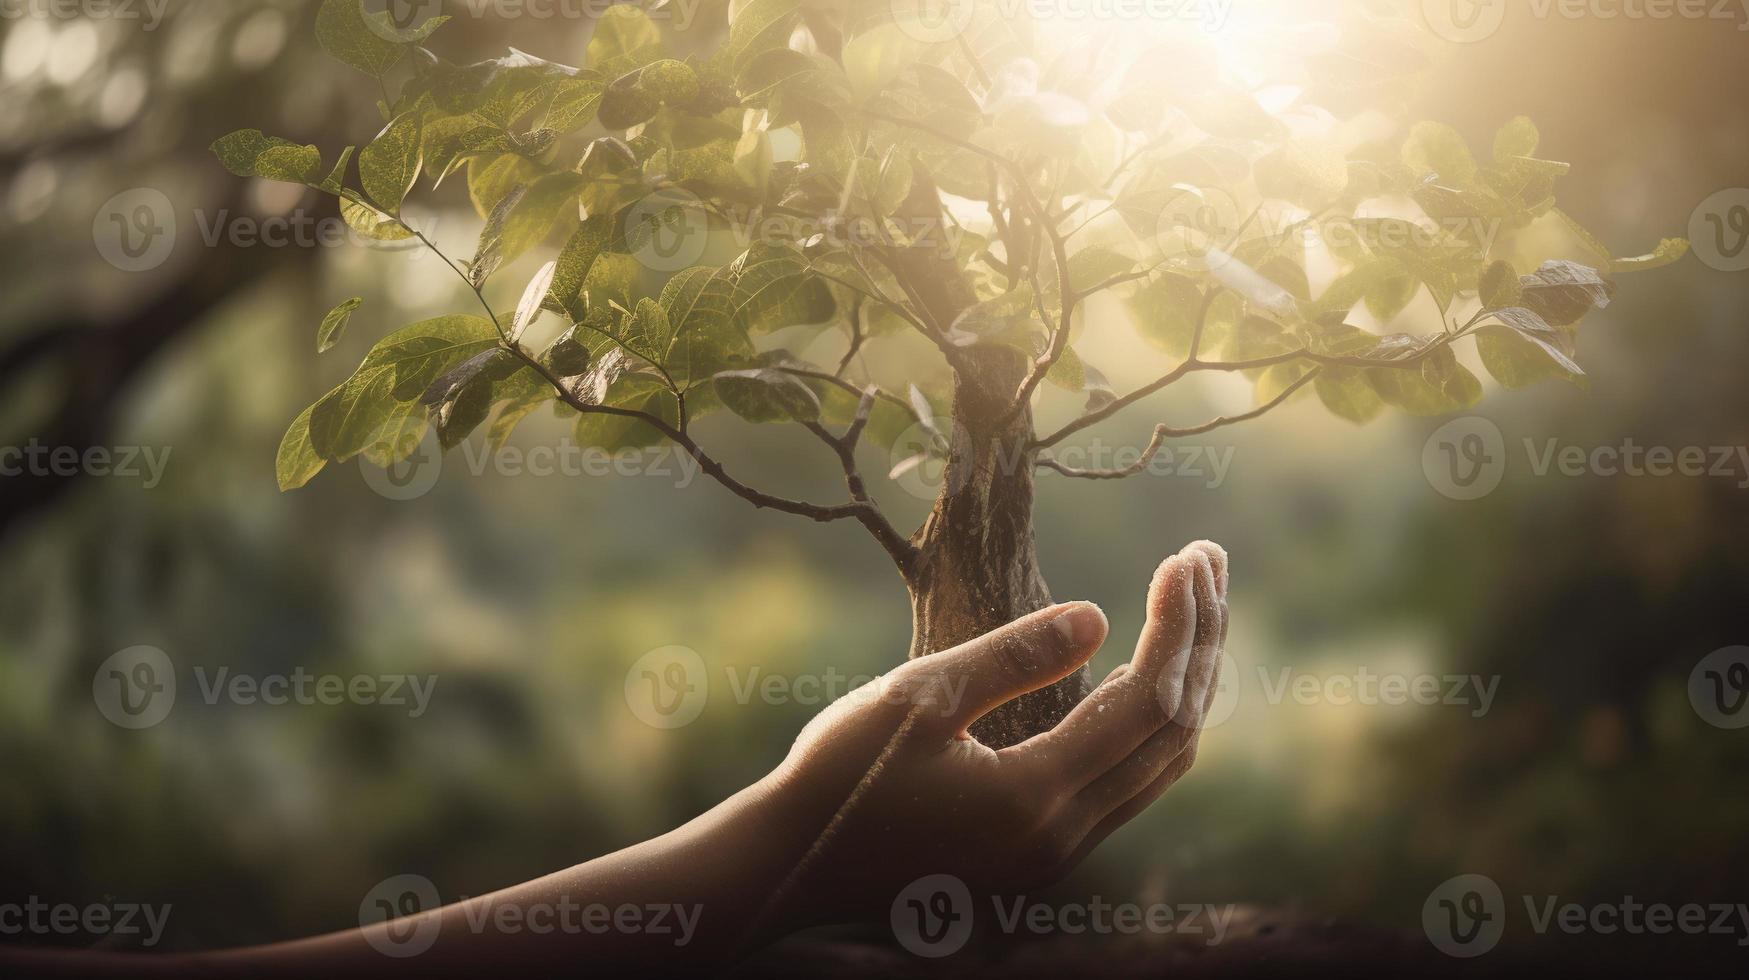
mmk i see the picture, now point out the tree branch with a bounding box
[1037,369,1322,480]
[800,389,917,572]
[393,215,919,577]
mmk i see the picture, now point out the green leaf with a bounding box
[726,0,801,71]
[666,270,754,387]
[276,405,328,491]
[1314,368,1384,424]
[843,22,926,101]
[315,0,406,78]
[1477,325,1582,390]
[308,315,499,461]
[1402,121,1477,185]
[511,261,557,343]
[1478,260,1521,309]
[469,172,584,287]
[626,297,675,357]
[1517,259,1615,326]
[1484,306,1584,376]
[1125,273,1204,359]
[1366,347,1481,416]
[714,368,822,423]
[547,215,614,318]
[318,145,355,194]
[359,113,422,212]
[211,129,321,183]
[587,4,661,70]
[543,328,593,377]
[317,297,364,353]
[1493,116,1540,163]
[340,196,412,241]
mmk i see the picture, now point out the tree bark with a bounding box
[878,169,1091,747]
[904,343,1092,748]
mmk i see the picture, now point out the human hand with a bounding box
[757,541,1230,926]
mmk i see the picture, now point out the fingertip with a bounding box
[1146,553,1196,621]
[1183,540,1229,598]
[1050,601,1109,654]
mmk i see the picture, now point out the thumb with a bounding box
[908,603,1108,737]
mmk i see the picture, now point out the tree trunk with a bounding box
[881,170,1091,747]
[903,343,1092,748]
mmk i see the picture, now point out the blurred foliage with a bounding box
[0,0,1745,959]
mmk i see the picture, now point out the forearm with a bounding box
[6,775,817,978]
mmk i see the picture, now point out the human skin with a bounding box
[4,542,1229,977]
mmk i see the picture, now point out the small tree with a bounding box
[219,0,1685,746]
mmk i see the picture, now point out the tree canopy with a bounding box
[217,0,1686,532]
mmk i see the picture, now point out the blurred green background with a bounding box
[1,0,1745,961]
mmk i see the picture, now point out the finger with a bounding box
[1073,615,1227,826]
[1007,548,1205,784]
[1067,733,1202,869]
[902,602,1108,738]
[1182,540,1229,600]
[1175,555,1226,730]
[1071,558,1225,817]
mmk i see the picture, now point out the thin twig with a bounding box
[1037,370,1322,480]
